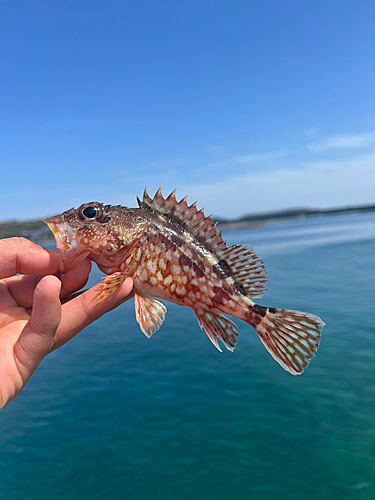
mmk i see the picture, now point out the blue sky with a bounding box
[1,0,374,221]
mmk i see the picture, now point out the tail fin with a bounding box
[249,305,324,375]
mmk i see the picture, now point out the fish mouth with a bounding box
[44,216,75,250]
[44,216,90,272]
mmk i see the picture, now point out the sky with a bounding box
[1,0,375,221]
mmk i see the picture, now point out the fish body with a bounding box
[45,188,324,375]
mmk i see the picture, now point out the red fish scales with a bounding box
[133,229,235,313]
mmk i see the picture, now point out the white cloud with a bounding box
[183,151,375,218]
[308,131,375,152]
[233,149,287,165]
[306,126,319,138]
[2,136,374,222]
[201,148,287,173]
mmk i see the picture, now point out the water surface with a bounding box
[1,212,374,500]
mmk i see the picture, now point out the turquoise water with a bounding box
[1,212,375,500]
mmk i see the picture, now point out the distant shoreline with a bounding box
[216,203,375,230]
[0,202,374,242]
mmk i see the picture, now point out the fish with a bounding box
[44,187,324,375]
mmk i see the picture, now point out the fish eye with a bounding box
[83,206,99,219]
[78,203,104,222]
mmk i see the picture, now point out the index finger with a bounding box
[52,277,134,349]
[0,237,60,279]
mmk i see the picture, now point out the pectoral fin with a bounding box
[134,292,167,338]
[96,271,129,302]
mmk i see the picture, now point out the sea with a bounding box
[1,211,374,500]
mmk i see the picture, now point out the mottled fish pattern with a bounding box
[45,188,324,375]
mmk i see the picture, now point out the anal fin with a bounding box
[134,292,167,338]
[195,310,238,352]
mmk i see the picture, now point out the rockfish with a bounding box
[45,188,324,375]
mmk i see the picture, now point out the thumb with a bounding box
[14,275,62,383]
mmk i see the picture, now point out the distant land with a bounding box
[216,202,375,230]
[0,202,374,243]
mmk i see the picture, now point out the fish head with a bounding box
[44,202,142,273]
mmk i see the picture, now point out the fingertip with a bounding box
[14,275,63,380]
[118,277,134,299]
[36,274,62,298]
[102,276,134,305]
[59,258,92,298]
[103,277,134,310]
[32,275,62,331]
[0,238,61,278]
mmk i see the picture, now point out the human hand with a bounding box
[0,237,133,409]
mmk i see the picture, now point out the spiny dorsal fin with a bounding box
[220,244,268,298]
[137,188,268,298]
[137,187,227,253]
